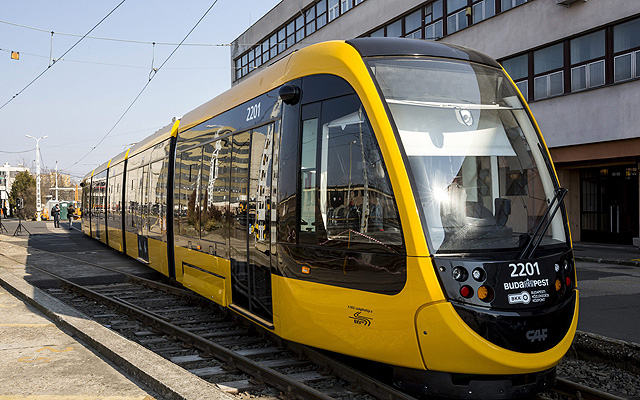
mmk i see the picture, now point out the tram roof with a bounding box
[346,37,501,68]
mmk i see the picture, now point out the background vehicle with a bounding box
[81,38,577,399]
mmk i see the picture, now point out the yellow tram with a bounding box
[82,38,578,398]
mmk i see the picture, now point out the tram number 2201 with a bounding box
[246,103,261,122]
[509,262,541,277]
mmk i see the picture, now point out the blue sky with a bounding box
[0,0,280,179]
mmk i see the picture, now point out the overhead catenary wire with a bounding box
[0,147,36,154]
[0,0,127,112]
[0,48,229,70]
[64,0,221,171]
[0,19,230,47]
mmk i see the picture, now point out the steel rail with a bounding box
[553,377,628,400]
[18,262,334,400]
[4,241,419,400]
[284,341,418,400]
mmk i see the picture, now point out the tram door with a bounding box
[137,166,150,262]
[230,125,274,324]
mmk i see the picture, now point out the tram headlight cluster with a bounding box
[451,265,494,303]
[554,257,575,294]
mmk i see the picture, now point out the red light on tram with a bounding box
[460,285,473,298]
[565,277,572,287]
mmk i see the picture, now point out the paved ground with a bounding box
[575,260,640,344]
[0,282,158,400]
[0,218,233,400]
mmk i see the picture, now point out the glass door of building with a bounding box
[581,165,639,244]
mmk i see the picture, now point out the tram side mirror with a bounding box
[279,84,301,105]
[495,198,511,228]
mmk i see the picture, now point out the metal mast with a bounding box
[26,135,47,221]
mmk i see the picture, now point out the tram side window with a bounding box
[81,183,90,218]
[298,94,404,251]
[201,138,231,257]
[93,171,107,222]
[299,118,319,239]
[125,167,139,231]
[147,160,165,239]
[177,147,203,239]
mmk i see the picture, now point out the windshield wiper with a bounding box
[518,187,568,260]
[385,99,522,110]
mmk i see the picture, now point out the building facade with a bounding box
[231,0,640,246]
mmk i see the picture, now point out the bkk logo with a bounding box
[508,291,531,305]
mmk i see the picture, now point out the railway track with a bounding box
[540,378,630,400]
[1,237,637,400]
[0,241,415,400]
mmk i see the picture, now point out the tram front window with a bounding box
[368,57,568,253]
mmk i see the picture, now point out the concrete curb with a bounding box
[0,268,233,400]
[575,256,640,268]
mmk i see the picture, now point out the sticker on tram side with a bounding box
[347,305,373,327]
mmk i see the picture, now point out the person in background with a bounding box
[67,203,75,230]
[52,204,60,228]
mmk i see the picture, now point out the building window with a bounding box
[387,19,402,37]
[295,14,305,43]
[248,49,255,73]
[501,0,526,12]
[306,7,316,35]
[534,44,564,100]
[262,40,269,64]
[447,8,468,34]
[277,27,287,54]
[570,29,605,91]
[446,0,469,35]
[404,9,423,39]
[614,51,640,82]
[241,54,248,77]
[235,59,242,80]
[502,54,529,100]
[614,17,640,82]
[355,0,365,4]
[269,33,278,59]
[425,0,444,40]
[341,0,353,13]
[286,20,295,48]
[329,0,339,21]
[472,0,495,24]
[316,1,327,29]
[370,27,384,37]
[254,46,262,68]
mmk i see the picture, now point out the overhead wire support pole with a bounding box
[25,135,48,221]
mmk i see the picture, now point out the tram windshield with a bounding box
[368,57,568,253]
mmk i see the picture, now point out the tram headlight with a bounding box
[452,266,468,282]
[472,268,485,282]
